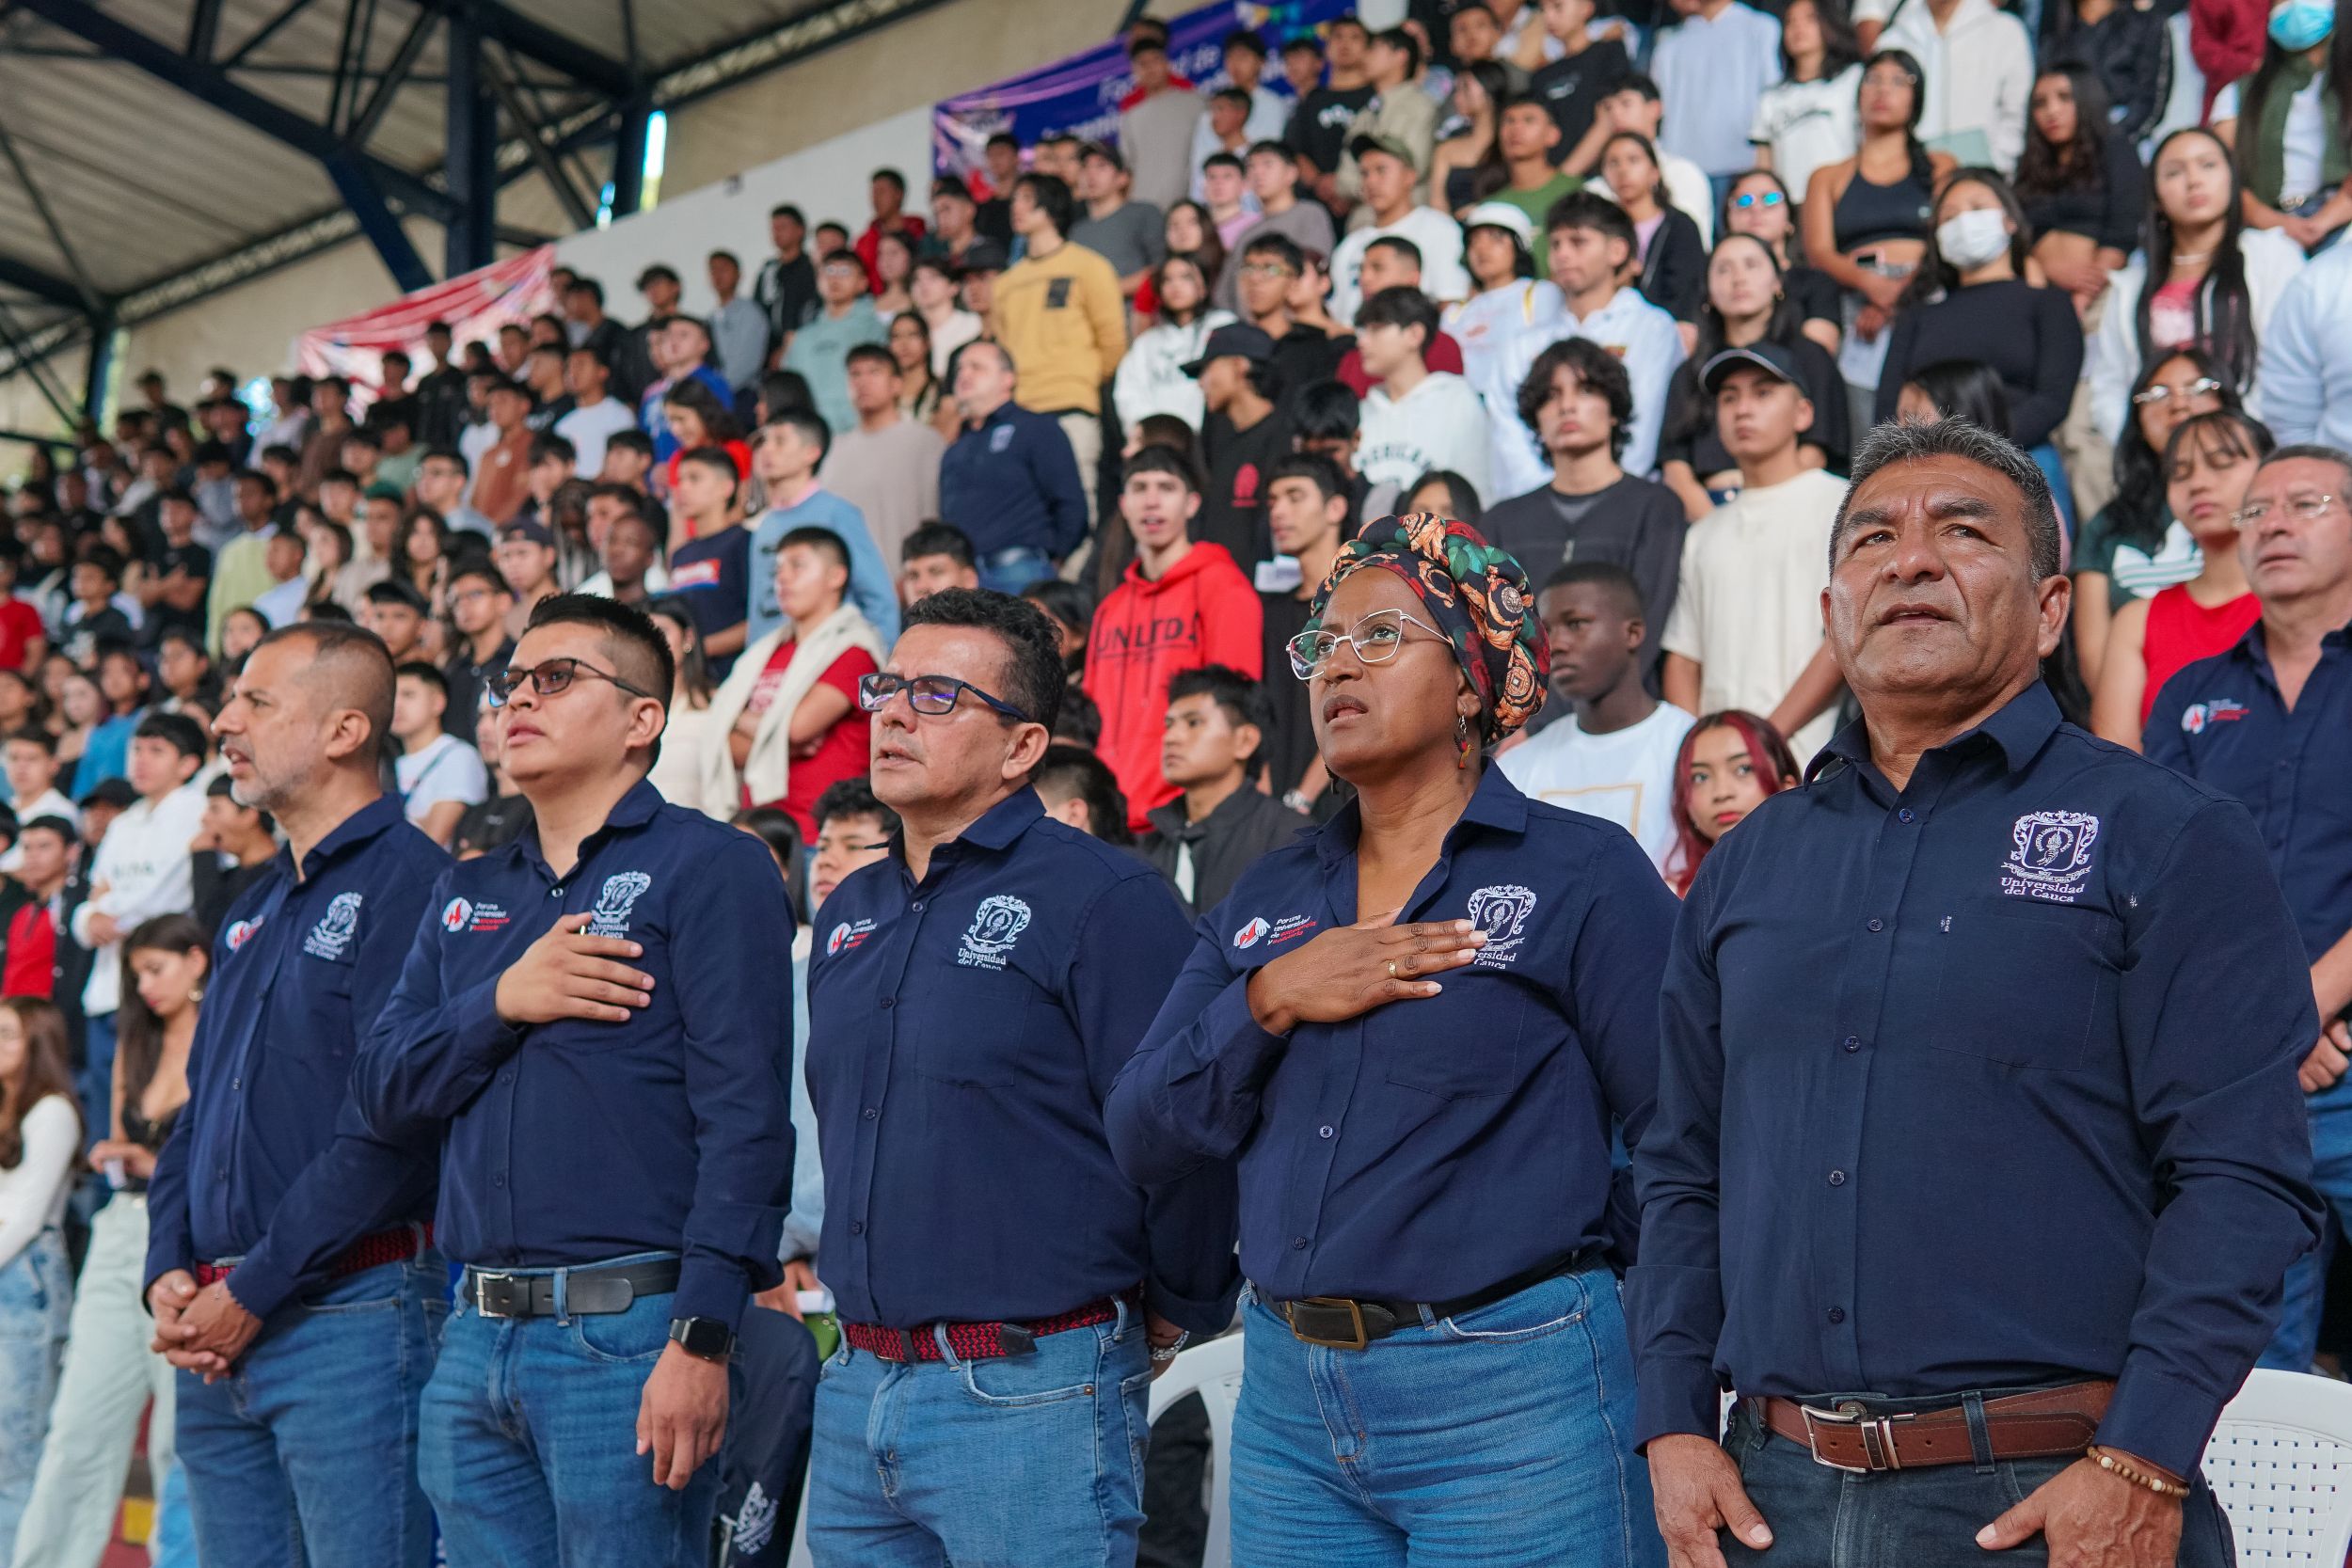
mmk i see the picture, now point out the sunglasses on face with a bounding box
[485,657,657,707]
[855,672,1032,722]
[1732,191,1787,209]
[2131,377,2225,405]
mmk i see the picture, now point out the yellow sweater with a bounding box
[988,241,1128,418]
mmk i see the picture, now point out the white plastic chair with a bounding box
[782,1334,1247,1568]
[1149,1333,1247,1568]
[2206,1369,2352,1564]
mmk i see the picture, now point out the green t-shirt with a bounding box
[2073,501,2201,611]
[1491,175,1584,277]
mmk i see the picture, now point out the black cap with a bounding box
[1078,139,1127,173]
[958,238,1010,275]
[79,778,136,812]
[364,578,430,612]
[1699,341,1805,396]
[1180,323,1278,378]
[499,518,556,549]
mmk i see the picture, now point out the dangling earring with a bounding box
[188,987,205,1003]
[1455,712,1472,769]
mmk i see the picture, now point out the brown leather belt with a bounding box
[1753,1382,2113,1473]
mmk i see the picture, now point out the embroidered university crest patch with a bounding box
[587,872,653,937]
[2002,811,2100,903]
[304,891,362,959]
[958,895,1031,970]
[1465,883,1538,967]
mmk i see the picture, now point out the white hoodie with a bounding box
[72,780,207,1017]
[1356,371,1495,507]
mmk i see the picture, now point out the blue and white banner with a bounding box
[931,0,1358,180]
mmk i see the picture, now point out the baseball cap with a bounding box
[1180,323,1278,379]
[1463,201,1534,248]
[79,778,136,813]
[499,518,556,549]
[1348,132,1420,175]
[1699,341,1806,396]
[1078,140,1128,173]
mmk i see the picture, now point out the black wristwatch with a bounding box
[668,1317,735,1362]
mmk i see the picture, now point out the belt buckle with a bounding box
[1289,1296,1369,1351]
[472,1271,516,1318]
[1799,1401,1911,1473]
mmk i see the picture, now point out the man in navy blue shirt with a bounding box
[1635,420,2321,1568]
[937,341,1089,594]
[144,622,450,1568]
[357,594,795,1565]
[2146,441,2352,1375]
[803,588,1235,1567]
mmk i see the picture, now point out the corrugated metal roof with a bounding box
[0,0,833,315]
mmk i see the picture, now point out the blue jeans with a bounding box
[0,1230,72,1560]
[806,1301,1152,1567]
[2026,442,2077,538]
[77,1013,115,1156]
[2262,1094,2352,1370]
[1231,1266,1662,1567]
[976,546,1055,595]
[1716,1394,2233,1566]
[421,1260,723,1568]
[154,1457,198,1567]
[176,1253,445,1568]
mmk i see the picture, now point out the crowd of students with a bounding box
[0,0,2345,1561]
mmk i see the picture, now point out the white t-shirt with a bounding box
[1501,703,1695,874]
[1356,372,1495,506]
[554,397,641,478]
[394,732,490,826]
[1749,65,1864,199]
[1330,207,1472,325]
[1660,467,1849,763]
[2281,72,2330,198]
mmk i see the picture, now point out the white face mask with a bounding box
[1935,207,2011,271]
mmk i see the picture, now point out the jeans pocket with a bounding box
[1438,1272,1591,1343]
[956,1348,1098,1408]
[573,1306,670,1365]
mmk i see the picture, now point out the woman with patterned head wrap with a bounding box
[1106,514,1681,1567]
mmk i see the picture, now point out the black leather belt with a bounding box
[463,1258,680,1318]
[1262,1252,1588,1351]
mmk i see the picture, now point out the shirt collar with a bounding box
[886,786,1045,874]
[516,776,664,878]
[1312,763,1533,868]
[282,793,408,883]
[1814,680,2064,784]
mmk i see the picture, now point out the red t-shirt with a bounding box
[4,902,56,999]
[0,599,41,670]
[742,642,878,840]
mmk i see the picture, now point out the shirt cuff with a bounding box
[221,1248,297,1323]
[674,1255,757,1337]
[453,978,525,1074]
[2094,1358,2225,1484]
[1634,1354,1726,1451]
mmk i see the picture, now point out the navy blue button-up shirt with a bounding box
[937,404,1089,562]
[1106,767,1675,1302]
[145,796,447,1319]
[2147,621,2352,1106]
[805,788,1237,1336]
[1630,683,2321,1480]
[357,780,794,1331]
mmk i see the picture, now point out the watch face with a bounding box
[673,1317,732,1358]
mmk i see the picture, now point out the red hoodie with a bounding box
[1084,542,1264,830]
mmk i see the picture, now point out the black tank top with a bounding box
[1833,163,1935,252]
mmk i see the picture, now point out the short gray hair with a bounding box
[1832,419,2063,582]
[2255,442,2352,494]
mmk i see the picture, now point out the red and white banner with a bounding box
[294,245,556,410]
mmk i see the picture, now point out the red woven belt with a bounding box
[842,1294,1128,1363]
[194,1224,432,1289]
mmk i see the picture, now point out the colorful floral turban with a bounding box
[1306,513,1548,742]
